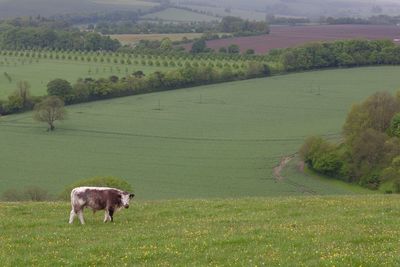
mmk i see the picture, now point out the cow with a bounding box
[69,186,135,224]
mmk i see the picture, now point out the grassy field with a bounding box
[110,33,204,44]
[141,8,218,22]
[92,0,158,7]
[0,58,171,99]
[180,4,268,21]
[1,66,400,199]
[1,195,400,266]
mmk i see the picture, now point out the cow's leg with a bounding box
[108,208,115,222]
[69,208,76,224]
[69,209,76,224]
[104,210,111,223]
[77,210,85,225]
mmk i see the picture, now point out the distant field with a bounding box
[173,0,400,18]
[1,66,400,199]
[110,33,204,44]
[2,195,400,266]
[0,0,154,19]
[180,4,268,21]
[186,25,400,54]
[141,7,218,22]
[91,0,158,7]
[0,57,172,99]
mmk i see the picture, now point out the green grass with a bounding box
[0,58,171,99]
[1,66,400,199]
[1,196,400,266]
[141,8,218,22]
[180,4,269,21]
[92,0,158,7]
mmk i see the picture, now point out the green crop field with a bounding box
[0,50,256,100]
[1,66,400,199]
[141,8,219,22]
[1,195,400,266]
[92,0,158,7]
[0,57,172,99]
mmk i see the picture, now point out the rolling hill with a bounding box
[0,0,157,19]
[1,66,400,199]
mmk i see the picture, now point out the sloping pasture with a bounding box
[1,66,400,199]
[0,57,172,99]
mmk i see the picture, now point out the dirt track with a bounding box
[273,154,296,182]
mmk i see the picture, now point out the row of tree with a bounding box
[300,92,400,192]
[95,15,269,36]
[321,14,400,25]
[0,18,121,51]
[0,62,270,116]
[275,39,400,71]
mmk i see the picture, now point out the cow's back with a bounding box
[70,187,122,211]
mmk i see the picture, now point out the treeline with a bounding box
[266,15,310,25]
[321,14,400,25]
[219,16,269,35]
[300,92,400,192]
[274,39,400,72]
[0,62,270,115]
[0,17,121,51]
[94,16,269,36]
[95,21,219,35]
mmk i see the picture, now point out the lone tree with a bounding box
[47,79,72,97]
[33,96,66,131]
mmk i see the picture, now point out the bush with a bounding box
[1,188,23,201]
[59,176,133,200]
[1,186,50,202]
[393,178,400,193]
[23,186,50,201]
[299,136,343,176]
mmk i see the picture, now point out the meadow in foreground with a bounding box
[1,195,399,266]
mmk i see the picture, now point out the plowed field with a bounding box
[187,25,400,54]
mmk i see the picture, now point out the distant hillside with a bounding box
[0,0,157,19]
[173,0,400,19]
[140,7,218,22]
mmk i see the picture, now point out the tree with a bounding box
[228,44,240,54]
[390,113,400,137]
[160,38,172,51]
[245,49,255,55]
[33,96,66,131]
[16,80,31,108]
[343,91,400,144]
[191,39,207,54]
[47,79,72,97]
[218,47,227,53]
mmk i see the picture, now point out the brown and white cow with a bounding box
[69,187,135,224]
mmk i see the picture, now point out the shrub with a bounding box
[59,176,133,200]
[22,186,50,201]
[1,186,50,201]
[1,188,23,201]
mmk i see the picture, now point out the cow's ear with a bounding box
[129,193,135,199]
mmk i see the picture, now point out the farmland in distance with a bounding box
[110,33,205,45]
[140,8,218,22]
[0,55,174,99]
[186,25,400,54]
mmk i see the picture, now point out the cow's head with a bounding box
[121,192,135,208]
